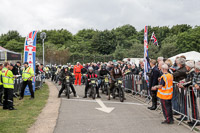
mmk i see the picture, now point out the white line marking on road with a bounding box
[95,99,114,113]
[62,98,146,106]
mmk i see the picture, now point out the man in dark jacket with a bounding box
[131,64,139,75]
[110,64,123,94]
[81,65,88,74]
[97,64,110,91]
[12,62,22,75]
[173,58,187,82]
[148,59,160,110]
[58,67,76,97]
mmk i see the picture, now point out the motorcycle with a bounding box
[100,75,110,99]
[113,78,125,102]
[88,78,98,99]
[63,76,71,99]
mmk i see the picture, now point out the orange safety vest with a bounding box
[157,73,173,100]
[74,65,83,73]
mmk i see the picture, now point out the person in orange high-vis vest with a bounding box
[152,63,174,124]
[74,62,83,85]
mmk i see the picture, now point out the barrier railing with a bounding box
[123,74,151,103]
[35,74,43,89]
[187,86,200,130]
[123,74,200,131]
[13,76,23,97]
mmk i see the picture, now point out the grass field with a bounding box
[0,83,49,133]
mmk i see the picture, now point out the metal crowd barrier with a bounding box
[41,73,45,83]
[35,74,43,89]
[123,74,151,102]
[13,76,23,97]
[172,83,200,131]
[123,74,200,131]
[13,74,44,97]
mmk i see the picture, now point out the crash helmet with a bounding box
[101,64,106,69]
[88,67,93,73]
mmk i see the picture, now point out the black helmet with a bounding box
[102,64,106,69]
[63,66,68,71]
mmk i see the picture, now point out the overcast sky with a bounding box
[0,0,200,36]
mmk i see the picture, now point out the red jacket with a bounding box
[86,72,98,79]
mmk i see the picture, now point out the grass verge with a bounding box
[0,83,49,133]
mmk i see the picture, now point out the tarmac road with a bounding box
[53,83,191,133]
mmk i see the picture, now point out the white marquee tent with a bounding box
[169,51,200,62]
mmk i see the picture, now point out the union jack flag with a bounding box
[150,32,158,46]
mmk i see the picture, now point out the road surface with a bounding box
[53,83,191,133]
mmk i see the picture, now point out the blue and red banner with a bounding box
[24,31,37,95]
[144,26,150,85]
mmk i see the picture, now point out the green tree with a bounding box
[170,24,192,35]
[4,39,24,52]
[91,30,116,54]
[0,30,23,47]
[176,26,200,53]
[113,45,126,60]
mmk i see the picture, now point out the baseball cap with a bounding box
[23,62,28,65]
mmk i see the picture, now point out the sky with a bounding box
[0,0,200,36]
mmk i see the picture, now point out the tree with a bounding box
[160,43,179,58]
[170,24,192,35]
[176,26,200,53]
[113,45,126,60]
[4,39,24,52]
[91,30,116,54]
[0,30,23,47]
[126,43,144,58]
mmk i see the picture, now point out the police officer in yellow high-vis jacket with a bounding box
[0,63,4,106]
[2,62,16,110]
[19,62,34,100]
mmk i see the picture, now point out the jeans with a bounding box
[97,79,102,89]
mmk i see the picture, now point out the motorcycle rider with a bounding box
[58,67,77,98]
[83,67,100,98]
[44,65,50,79]
[70,65,74,73]
[55,65,62,83]
[51,65,57,81]
[81,64,88,84]
[97,64,110,91]
[110,63,123,95]
[81,64,88,74]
